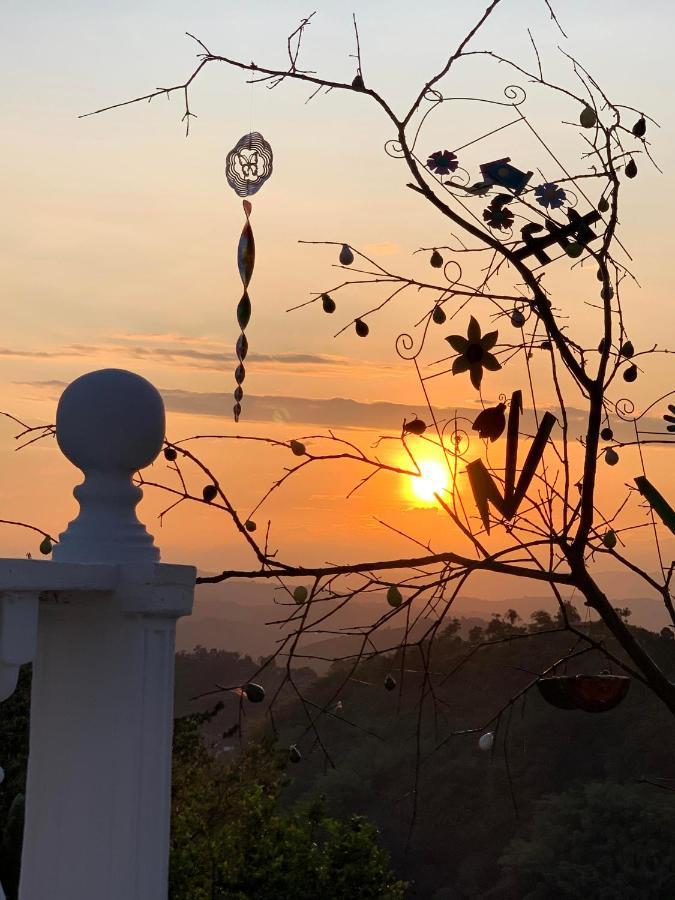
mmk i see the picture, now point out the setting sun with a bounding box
[410,460,450,504]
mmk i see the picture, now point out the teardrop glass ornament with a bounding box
[339,244,355,265]
[580,106,597,128]
[632,117,646,138]
[355,318,369,337]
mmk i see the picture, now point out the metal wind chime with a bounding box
[225,131,274,422]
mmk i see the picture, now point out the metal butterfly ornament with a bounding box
[225,132,274,422]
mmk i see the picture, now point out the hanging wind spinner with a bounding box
[225,132,274,422]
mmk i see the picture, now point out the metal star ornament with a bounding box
[446,317,501,391]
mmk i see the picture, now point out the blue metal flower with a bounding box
[427,150,459,176]
[534,182,567,209]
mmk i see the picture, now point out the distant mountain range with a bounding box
[177,575,671,664]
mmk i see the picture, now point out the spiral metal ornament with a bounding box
[395,311,435,361]
[384,139,406,159]
[226,132,273,197]
[233,200,254,422]
[614,397,636,423]
[442,260,463,287]
[444,167,472,188]
[563,187,580,209]
[225,131,273,423]
[615,389,675,427]
[441,418,472,457]
[396,331,421,361]
[503,84,527,106]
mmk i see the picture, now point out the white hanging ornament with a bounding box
[478,731,494,752]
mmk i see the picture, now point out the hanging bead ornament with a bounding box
[632,117,647,138]
[321,293,336,314]
[387,585,403,607]
[625,158,638,179]
[511,308,526,328]
[579,105,597,128]
[623,363,638,383]
[339,244,355,265]
[478,732,494,751]
[605,447,619,466]
[225,132,274,422]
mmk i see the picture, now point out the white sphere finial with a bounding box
[53,369,166,564]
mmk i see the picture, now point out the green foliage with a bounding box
[529,609,555,631]
[169,716,405,899]
[0,665,31,900]
[0,666,31,820]
[499,781,675,899]
[3,632,675,899]
[555,601,582,626]
[174,646,315,743]
[1,794,25,900]
[275,617,675,897]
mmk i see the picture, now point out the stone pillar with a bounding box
[16,369,195,900]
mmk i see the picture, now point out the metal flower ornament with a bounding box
[426,150,459,176]
[445,317,501,390]
[483,194,514,230]
[225,132,274,422]
[664,404,675,433]
[534,182,567,209]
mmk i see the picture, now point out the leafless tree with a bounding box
[9,3,675,771]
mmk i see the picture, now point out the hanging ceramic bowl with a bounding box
[537,674,630,713]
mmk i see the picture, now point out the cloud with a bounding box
[9,380,667,442]
[10,380,475,428]
[0,347,86,359]
[17,380,666,439]
[0,341,393,374]
[161,390,428,428]
[111,332,219,346]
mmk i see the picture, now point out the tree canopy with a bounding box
[499,782,675,899]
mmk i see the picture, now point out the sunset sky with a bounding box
[2,0,673,590]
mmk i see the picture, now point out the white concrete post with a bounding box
[10,368,196,900]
